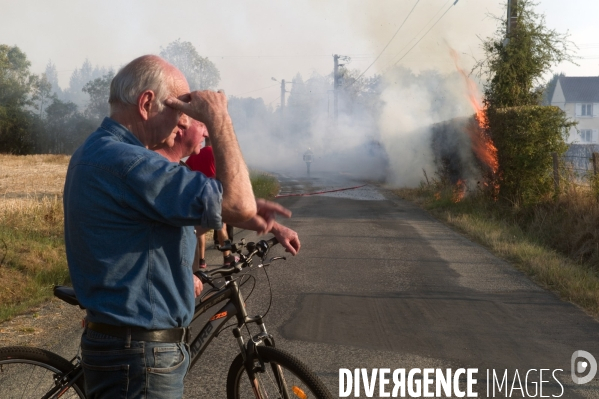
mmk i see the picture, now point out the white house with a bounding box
[550,76,599,144]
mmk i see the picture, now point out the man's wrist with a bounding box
[269,222,281,235]
[206,115,233,139]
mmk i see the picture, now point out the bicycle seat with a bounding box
[53,286,85,309]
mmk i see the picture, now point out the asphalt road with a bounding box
[185,171,599,398]
[5,170,598,398]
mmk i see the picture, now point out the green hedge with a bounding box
[487,105,573,206]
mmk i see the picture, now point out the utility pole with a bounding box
[506,0,518,36]
[333,54,340,125]
[272,77,292,117]
[332,54,350,125]
[503,0,518,46]
[280,79,286,116]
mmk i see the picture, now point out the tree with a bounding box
[160,40,220,90]
[0,105,34,154]
[63,59,110,107]
[475,0,576,204]
[475,0,575,110]
[336,68,383,119]
[82,71,115,121]
[44,60,63,98]
[31,73,54,119]
[0,45,37,153]
[44,98,95,154]
[0,45,35,108]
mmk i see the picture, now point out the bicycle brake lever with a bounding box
[259,256,286,268]
[194,271,216,288]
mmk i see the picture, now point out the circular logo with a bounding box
[571,350,597,385]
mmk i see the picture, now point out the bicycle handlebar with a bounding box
[194,237,279,283]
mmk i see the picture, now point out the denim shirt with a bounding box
[63,117,223,329]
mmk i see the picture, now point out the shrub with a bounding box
[487,105,573,205]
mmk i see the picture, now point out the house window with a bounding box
[581,103,593,116]
[580,129,593,142]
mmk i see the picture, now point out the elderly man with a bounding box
[63,55,285,398]
[154,118,300,291]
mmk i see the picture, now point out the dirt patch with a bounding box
[0,298,84,347]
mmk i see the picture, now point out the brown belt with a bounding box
[86,321,191,343]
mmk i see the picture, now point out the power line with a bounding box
[266,94,281,107]
[386,0,452,66]
[390,0,459,68]
[346,0,420,87]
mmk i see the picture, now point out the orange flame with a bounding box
[452,179,466,203]
[449,48,498,176]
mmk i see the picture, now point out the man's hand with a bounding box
[271,222,300,256]
[231,199,292,234]
[165,90,229,134]
[255,199,292,235]
[193,275,203,298]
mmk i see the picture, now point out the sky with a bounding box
[1,0,598,107]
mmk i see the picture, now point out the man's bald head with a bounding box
[109,55,175,114]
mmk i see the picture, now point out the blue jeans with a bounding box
[81,328,190,399]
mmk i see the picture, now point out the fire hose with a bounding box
[275,184,366,198]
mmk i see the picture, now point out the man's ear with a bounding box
[137,90,156,121]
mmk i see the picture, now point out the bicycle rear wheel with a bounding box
[226,346,332,399]
[0,346,86,399]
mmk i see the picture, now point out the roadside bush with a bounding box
[250,171,280,199]
[487,105,573,206]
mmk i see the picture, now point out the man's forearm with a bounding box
[164,90,257,224]
[209,116,256,224]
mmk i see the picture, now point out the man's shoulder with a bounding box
[70,126,158,178]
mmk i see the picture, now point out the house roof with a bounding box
[559,76,599,102]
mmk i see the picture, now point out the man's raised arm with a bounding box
[166,91,256,224]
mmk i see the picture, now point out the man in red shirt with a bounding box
[186,137,216,178]
[187,137,235,267]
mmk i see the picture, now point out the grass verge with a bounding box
[395,186,599,318]
[250,170,280,199]
[0,196,71,322]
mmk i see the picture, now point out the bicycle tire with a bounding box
[226,345,333,399]
[0,346,86,399]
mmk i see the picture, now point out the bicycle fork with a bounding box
[234,319,291,399]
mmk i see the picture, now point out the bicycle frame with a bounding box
[188,273,272,370]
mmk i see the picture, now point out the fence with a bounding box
[554,144,599,190]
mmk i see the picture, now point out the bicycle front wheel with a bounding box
[0,346,86,399]
[226,345,332,399]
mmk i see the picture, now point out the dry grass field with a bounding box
[0,154,69,199]
[0,155,279,322]
[0,154,70,322]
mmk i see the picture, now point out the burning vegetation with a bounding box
[430,49,499,202]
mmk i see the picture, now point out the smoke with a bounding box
[232,63,482,188]
[374,66,480,187]
[233,71,388,181]
[378,70,438,187]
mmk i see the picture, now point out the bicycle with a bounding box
[0,237,333,399]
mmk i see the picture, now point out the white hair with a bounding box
[109,55,170,113]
